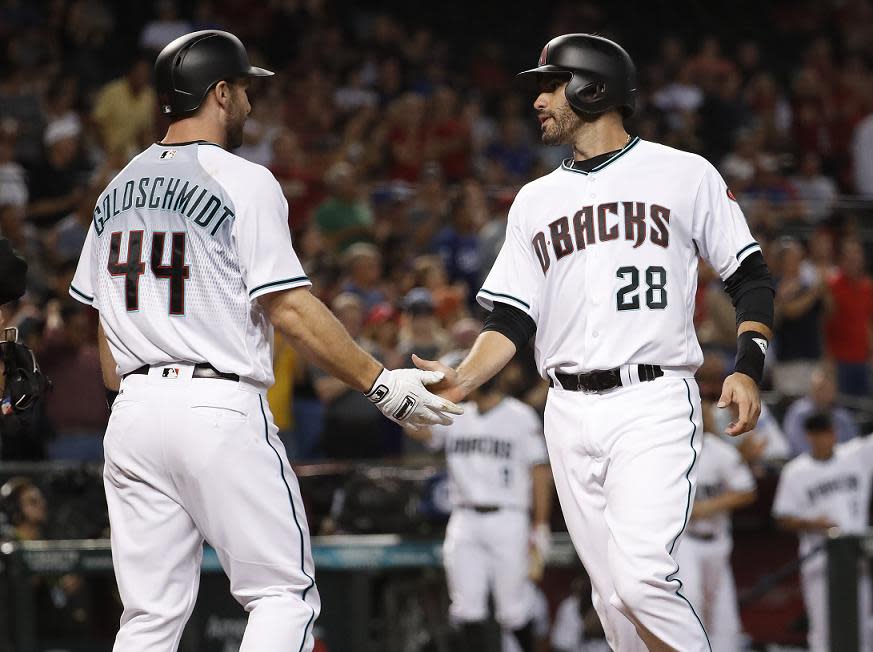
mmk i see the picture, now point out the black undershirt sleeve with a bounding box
[721,251,775,328]
[482,302,537,352]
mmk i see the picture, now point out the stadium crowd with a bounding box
[2,0,873,463]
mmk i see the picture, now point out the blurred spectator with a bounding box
[363,303,403,370]
[0,475,90,634]
[853,110,873,195]
[38,302,108,460]
[0,121,28,208]
[744,73,792,150]
[313,293,386,459]
[485,117,535,183]
[334,67,378,116]
[387,93,427,181]
[719,128,760,193]
[432,181,487,295]
[0,476,46,541]
[42,77,82,139]
[91,54,157,161]
[411,255,466,326]
[51,183,100,265]
[772,238,831,397]
[425,86,471,182]
[652,66,703,131]
[789,153,837,222]
[269,128,322,230]
[397,288,450,366]
[824,239,873,397]
[782,365,859,457]
[27,120,89,228]
[694,263,736,352]
[339,243,387,312]
[698,68,748,162]
[314,161,374,252]
[139,0,193,52]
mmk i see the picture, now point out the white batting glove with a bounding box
[365,368,463,431]
[530,523,552,560]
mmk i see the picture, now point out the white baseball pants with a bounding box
[544,375,710,652]
[675,535,743,651]
[103,367,320,652]
[443,507,535,629]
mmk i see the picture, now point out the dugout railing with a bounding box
[828,528,873,652]
[0,534,581,652]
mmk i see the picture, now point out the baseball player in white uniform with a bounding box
[677,404,757,652]
[772,412,873,652]
[414,34,775,651]
[406,376,553,652]
[68,31,460,652]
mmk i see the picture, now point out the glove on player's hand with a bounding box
[366,368,463,431]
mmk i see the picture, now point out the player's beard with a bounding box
[224,94,247,151]
[540,102,583,146]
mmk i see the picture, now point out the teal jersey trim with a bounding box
[560,136,641,176]
[69,284,94,303]
[735,242,760,260]
[248,276,310,298]
[664,379,712,651]
[479,289,531,309]
[258,396,317,651]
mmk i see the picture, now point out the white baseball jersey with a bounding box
[687,432,756,540]
[477,137,759,375]
[430,397,548,509]
[69,141,310,385]
[772,435,873,562]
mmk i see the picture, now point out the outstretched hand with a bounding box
[717,372,761,436]
[411,354,469,404]
[366,367,463,431]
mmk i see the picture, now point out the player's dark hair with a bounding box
[804,411,833,435]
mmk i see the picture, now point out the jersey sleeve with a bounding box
[231,171,311,301]
[692,162,760,280]
[476,193,543,322]
[69,223,98,309]
[772,466,807,519]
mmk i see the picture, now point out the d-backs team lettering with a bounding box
[532,201,671,273]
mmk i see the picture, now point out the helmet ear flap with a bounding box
[566,77,609,114]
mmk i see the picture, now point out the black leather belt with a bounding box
[124,363,239,382]
[549,364,663,392]
[459,505,502,514]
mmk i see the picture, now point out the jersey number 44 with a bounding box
[108,230,190,314]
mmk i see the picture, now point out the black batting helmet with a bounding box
[154,30,274,117]
[516,34,637,117]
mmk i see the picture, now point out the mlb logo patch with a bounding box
[160,149,176,160]
[162,367,180,379]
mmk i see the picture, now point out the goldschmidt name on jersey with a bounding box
[93,175,235,237]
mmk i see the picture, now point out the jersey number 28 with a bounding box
[616,265,667,311]
[108,231,190,314]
